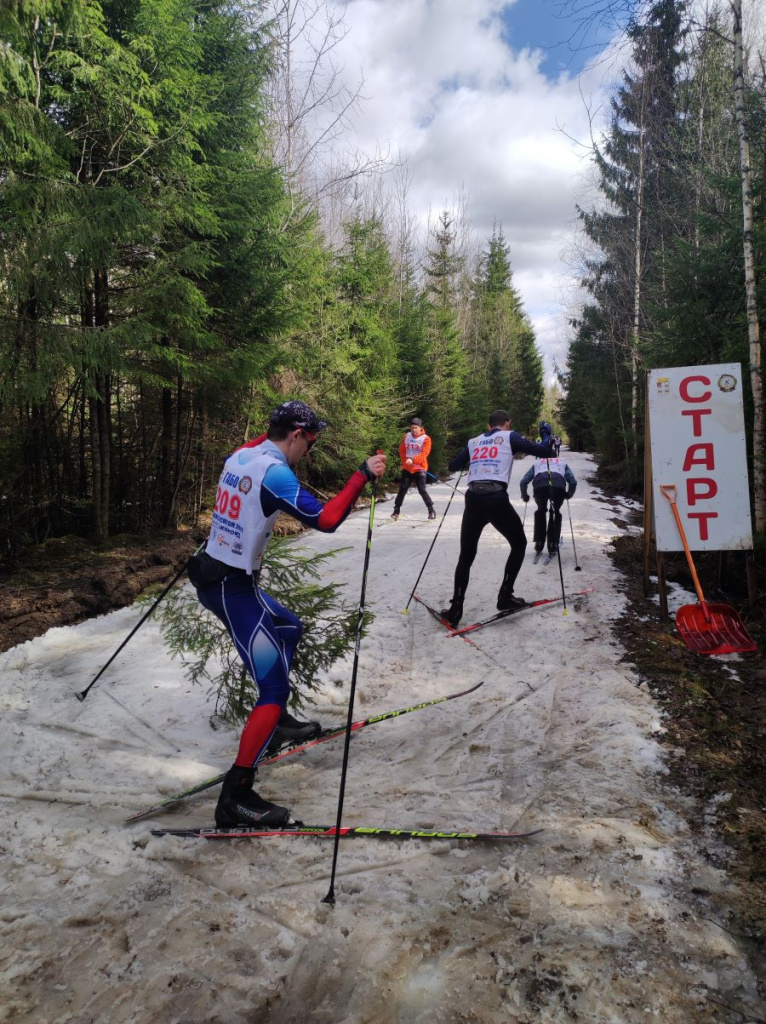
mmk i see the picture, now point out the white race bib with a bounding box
[466,431,515,486]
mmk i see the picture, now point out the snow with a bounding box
[1,450,763,1024]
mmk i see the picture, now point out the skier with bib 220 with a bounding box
[390,417,436,521]
[440,410,555,628]
[187,400,386,829]
[519,455,577,560]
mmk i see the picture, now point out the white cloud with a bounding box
[324,0,619,370]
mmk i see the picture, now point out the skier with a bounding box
[538,421,553,445]
[439,410,555,627]
[520,455,577,561]
[187,400,386,828]
[391,417,436,521]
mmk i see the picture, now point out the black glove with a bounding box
[522,494,529,503]
[565,487,576,500]
[358,460,375,482]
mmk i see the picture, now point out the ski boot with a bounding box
[439,596,463,628]
[390,511,400,520]
[497,581,527,612]
[532,548,543,566]
[215,766,290,828]
[267,708,322,755]
[427,508,436,520]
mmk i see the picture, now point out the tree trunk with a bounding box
[731,0,765,531]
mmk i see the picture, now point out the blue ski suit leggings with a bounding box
[197,573,302,765]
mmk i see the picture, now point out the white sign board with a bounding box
[648,363,752,551]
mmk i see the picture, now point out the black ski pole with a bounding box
[566,499,581,571]
[553,505,568,615]
[402,470,464,613]
[322,465,380,906]
[76,542,204,702]
[545,458,567,615]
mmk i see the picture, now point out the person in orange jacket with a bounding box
[391,417,436,520]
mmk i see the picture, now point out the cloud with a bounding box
[324,0,618,369]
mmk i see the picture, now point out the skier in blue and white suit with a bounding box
[519,456,577,556]
[187,400,386,829]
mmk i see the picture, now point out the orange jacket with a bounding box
[399,432,431,474]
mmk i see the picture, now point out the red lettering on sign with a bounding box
[687,478,718,505]
[679,376,712,403]
[682,443,715,472]
[681,408,712,436]
[688,512,718,542]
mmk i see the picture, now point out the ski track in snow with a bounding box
[0,451,763,1024]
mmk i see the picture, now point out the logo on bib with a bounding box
[239,476,253,494]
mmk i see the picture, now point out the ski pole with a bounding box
[566,499,581,571]
[76,542,204,702]
[323,459,381,906]
[545,458,567,615]
[522,500,528,527]
[402,470,465,614]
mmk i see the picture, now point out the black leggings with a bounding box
[533,487,565,552]
[453,489,526,598]
[394,471,433,512]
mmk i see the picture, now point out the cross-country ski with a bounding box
[445,588,594,637]
[125,681,484,822]
[151,823,543,842]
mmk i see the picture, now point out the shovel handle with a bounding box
[659,483,710,616]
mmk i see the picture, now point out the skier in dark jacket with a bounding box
[520,456,577,559]
[439,410,555,627]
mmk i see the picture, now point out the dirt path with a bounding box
[0,451,763,1024]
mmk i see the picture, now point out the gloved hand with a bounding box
[565,487,575,500]
[522,494,530,503]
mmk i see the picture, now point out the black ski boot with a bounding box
[275,708,321,743]
[439,597,463,628]
[497,580,527,612]
[427,508,436,520]
[215,766,290,828]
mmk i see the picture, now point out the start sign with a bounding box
[648,363,752,552]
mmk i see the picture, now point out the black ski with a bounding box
[447,588,594,637]
[151,823,542,842]
[125,681,484,823]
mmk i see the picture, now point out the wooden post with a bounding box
[657,550,668,619]
[745,550,757,611]
[643,373,653,598]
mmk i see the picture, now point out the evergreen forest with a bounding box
[0,0,544,557]
[2,0,765,555]
[559,0,766,526]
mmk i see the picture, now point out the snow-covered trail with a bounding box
[0,451,762,1024]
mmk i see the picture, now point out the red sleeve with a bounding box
[399,437,407,469]
[316,470,368,531]
[235,432,267,452]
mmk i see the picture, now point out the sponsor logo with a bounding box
[232,542,243,555]
[656,376,670,395]
[215,535,230,547]
[495,436,504,444]
[222,471,240,488]
[718,373,737,393]
[239,476,253,494]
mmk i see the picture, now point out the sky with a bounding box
[321,0,631,380]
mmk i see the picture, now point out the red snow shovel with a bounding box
[659,484,756,656]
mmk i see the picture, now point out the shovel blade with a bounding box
[676,602,757,656]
